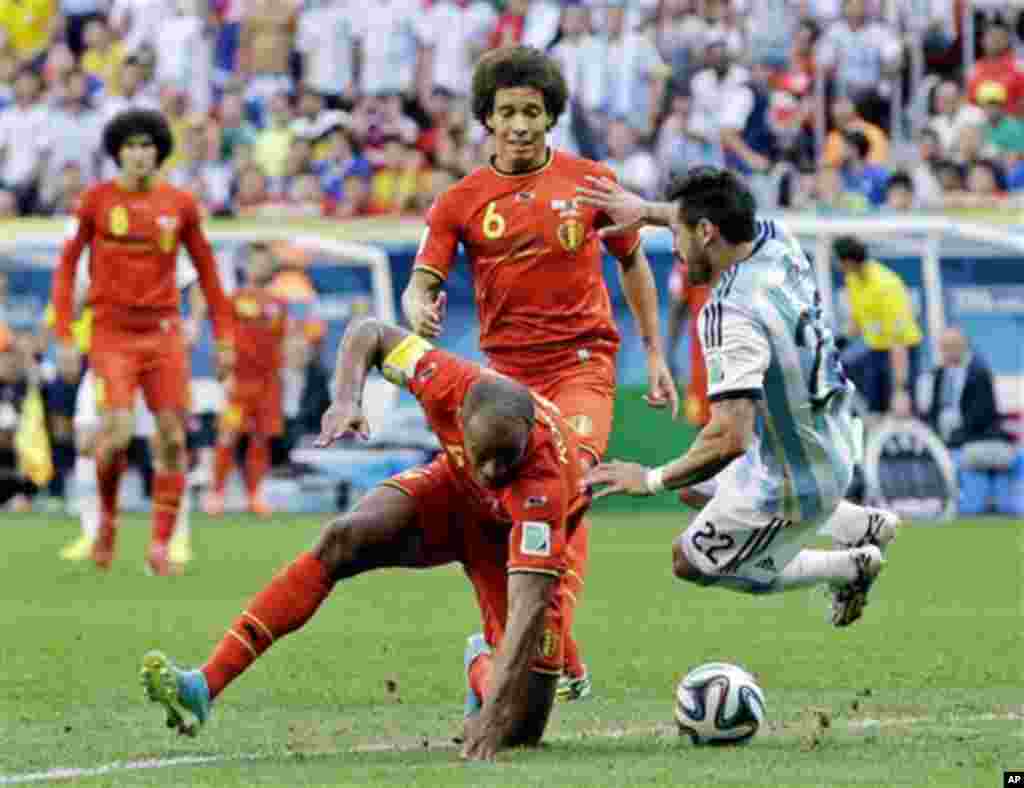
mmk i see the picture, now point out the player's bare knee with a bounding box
[313,516,365,577]
[672,539,705,583]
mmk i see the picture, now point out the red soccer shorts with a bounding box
[382,455,585,675]
[220,375,283,436]
[90,321,190,414]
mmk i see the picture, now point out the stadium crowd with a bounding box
[0,0,1021,221]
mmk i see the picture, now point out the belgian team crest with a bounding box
[109,205,129,236]
[156,216,179,253]
[557,218,584,253]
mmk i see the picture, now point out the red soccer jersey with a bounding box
[415,150,642,367]
[384,336,589,576]
[51,179,233,344]
[232,286,287,380]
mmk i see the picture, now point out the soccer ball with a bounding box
[675,662,766,745]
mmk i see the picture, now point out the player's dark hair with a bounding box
[665,167,756,244]
[471,46,568,133]
[832,235,868,263]
[102,109,174,167]
[842,129,871,160]
[463,377,535,431]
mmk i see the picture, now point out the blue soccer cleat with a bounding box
[463,633,491,719]
[139,650,211,736]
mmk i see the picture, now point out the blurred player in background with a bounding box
[141,317,590,760]
[666,256,711,426]
[204,243,288,517]
[402,45,677,702]
[51,109,233,575]
[580,169,899,628]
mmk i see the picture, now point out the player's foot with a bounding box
[145,542,183,577]
[91,517,117,570]
[463,633,491,719]
[830,545,885,628]
[203,491,225,517]
[139,650,210,737]
[59,534,96,561]
[833,509,899,555]
[556,666,592,702]
[168,531,192,567]
[248,495,272,518]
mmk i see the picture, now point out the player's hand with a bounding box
[890,389,913,420]
[56,341,80,377]
[460,716,499,762]
[643,354,679,419]
[409,290,447,339]
[585,460,651,499]
[315,399,370,446]
[575,175,648,238]
[677,486,712,509]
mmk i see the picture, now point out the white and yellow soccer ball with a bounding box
[675,662,766,745]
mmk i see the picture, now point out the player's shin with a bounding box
[75,455,99,538]
[201,552,333,700]
[245,437,270,510]
[212,442,233,496]
[776,549,862,589]
[152,471,186,546]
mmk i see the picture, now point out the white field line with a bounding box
[1,712,1020,785]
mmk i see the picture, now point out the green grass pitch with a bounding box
[1,511,1020,787]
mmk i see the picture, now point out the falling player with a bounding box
[204,243,288,517]
[140,317,590,760]
[402,45,677,701]
[580,169,898,627]
[51,109,233,575]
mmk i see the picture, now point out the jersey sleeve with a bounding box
[51,193,96,342]
[502,462,569,577]
[179,193,233,344]
[593,166,642,261]
[414,191,462,281]
[699,300,770,403]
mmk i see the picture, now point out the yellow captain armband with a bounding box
[382,334,433,387]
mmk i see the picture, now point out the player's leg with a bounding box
[141,333,191,574]
[244,376,281,516]
[685,292,711,426]
[60,370,100,560]
[140,483,434,735]
[206,404,241,516]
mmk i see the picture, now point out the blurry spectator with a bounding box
[490,0,528,49]
[0,344,32,510]
[821,96,888,167]
[916,327,1020,516]
[0,0,58,66]
[45,68,103,190]
[316,123,371,218]
[516,0,561,52]
[654,91,723,185]
[416,0,494,102]
[431,109,478,182]
[834,235,922,419]
[215,87,256,163]
[39,160,86,216]
[240,6,296,128]
[688,38,748,166]
[252,91,294,178]
[933,157,964,193]
[234,165,269,216]
[590,0,669,138]
[720,53,781,197]
[0,51,17,110]
[837,129,888,207]
[603,118,658,198]
[80,18,125,94]
[883,170,915,211]
[654,0,707,83]
[351,0,420,99]
[0,68,51,215]
[966,21,1024,115]
[367,135,430,215]
[41,329,80,499]
[59,0,105,57]
[549,2,600,154]
[156,86,189,172]
[168,114,233,216]
[280,173,325,218]
[110,0,177,55]
[0,187,17,217]
[155,0,214,115]
[100,53,158,120]
[702,0,747,59]
[277,327,330,465]
[928,80,986,157]
[781,17,819,96]
[809,164,870,212]
[978,82,1024,157]
[353,93,418,154]
[816,0,902,128]
[295,0,357,110]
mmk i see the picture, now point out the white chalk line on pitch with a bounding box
[1,712,1020,785]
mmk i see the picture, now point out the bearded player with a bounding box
[52,109,234,575]
[204,244,288,517]
[402,46,677,702]
[141,317,590,760]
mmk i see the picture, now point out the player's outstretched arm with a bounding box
[317,318,413,446]
[575,175,677,236]
[462,572,557,761]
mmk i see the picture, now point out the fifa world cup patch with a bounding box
[520,521,552,557]
[707,354,725,385]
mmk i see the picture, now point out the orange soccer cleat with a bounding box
[248,496,272,518]
[91,516,117,570]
